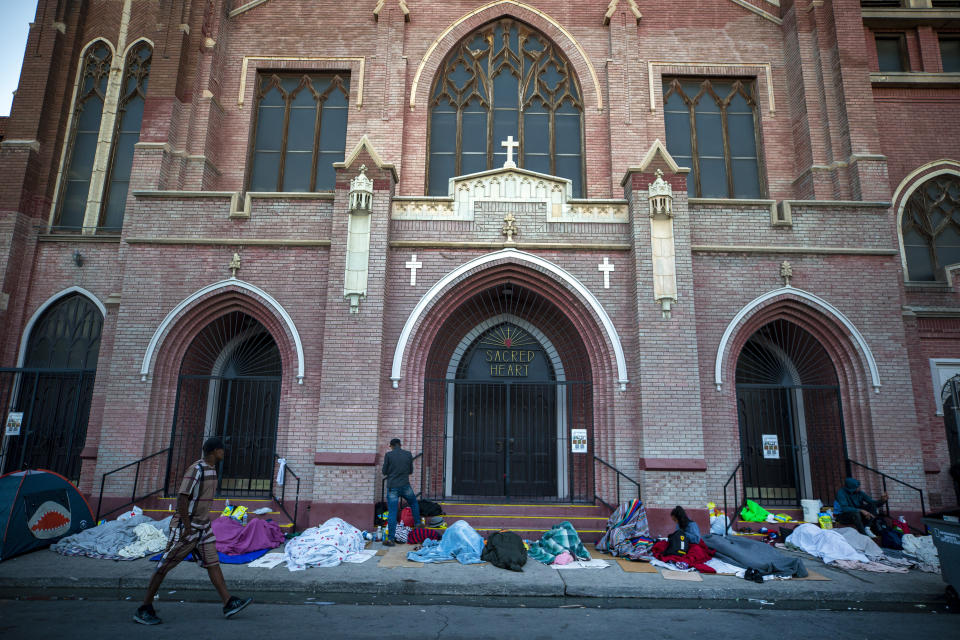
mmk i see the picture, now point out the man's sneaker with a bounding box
[382,538,396,547]
[133,605,162,625]
[223,596,253,618]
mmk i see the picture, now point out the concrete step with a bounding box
[437,501,611,541]
[135,496,295,529]
[734,505,808,533]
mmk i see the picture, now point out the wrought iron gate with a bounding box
[0,368,95,482]
[942,375,960,475]
[167,374,281,497]
[421,378,593,502]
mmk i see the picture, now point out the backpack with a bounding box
[664,529,689,556]
[374,501,388,527]
[481,530,527,572]
[418,500,444,517]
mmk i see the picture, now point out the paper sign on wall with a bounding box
[5,412,23,436]
[762,434,780,459]
[571,429,588,453]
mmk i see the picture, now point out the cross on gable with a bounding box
[501,136,519,168]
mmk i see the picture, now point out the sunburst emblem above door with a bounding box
[479,324,537,349]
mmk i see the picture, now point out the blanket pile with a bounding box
[704,533,807,578]
[210,516,285,555]
[651,539,716,573]
[595,500,655,560]
[51,515,171,560]
[284,517,365,571]
[527,521,591,564]
[407,520,484,565]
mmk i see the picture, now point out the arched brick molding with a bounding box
[16,286,107,366]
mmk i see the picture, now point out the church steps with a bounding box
[438,501,611,541]
[131,496,295,530]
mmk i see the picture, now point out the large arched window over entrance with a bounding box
[427,18,585,196]
[902,173,960,281]
[2,294,103,481]
[735,319,846,506]
[168,312,282,496]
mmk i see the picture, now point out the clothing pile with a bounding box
[406,520,484,564]
[650,538,716,573]
[284,517,366,571]
[526,521,591,564]
[703,533,808,578]
[595,499,656,560]
[51,515,171,560]
[784,524,912,573]
[481,530,528,571]
[210,516,285,555]
[902,533,940,573]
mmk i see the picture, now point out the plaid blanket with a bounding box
[595,499,655,560]
[527,521,591,564]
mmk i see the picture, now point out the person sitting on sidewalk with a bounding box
[381,438,421,547]
[670,505,702,544]
[134,437,253,625]
[833,477,887,536]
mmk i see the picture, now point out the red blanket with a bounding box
[651,539,716,573]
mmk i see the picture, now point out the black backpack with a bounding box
[481,530,528,572]
[418,499,444,517]
[664,529,689,556]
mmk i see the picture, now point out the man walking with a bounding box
[381,438,421,546]
[134,437,253,624]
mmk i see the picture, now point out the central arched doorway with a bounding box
[166,311,282,496]
[421,283,594,502]
[735,319,847,506]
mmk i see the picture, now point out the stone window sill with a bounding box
[870,72,960,86]
[862,8,960,27]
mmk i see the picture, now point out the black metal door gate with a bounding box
[166,374,281,497]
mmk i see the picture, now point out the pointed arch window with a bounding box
[102,42,152,231]
[427,19,585,197]
[247,73,350,192]
[56,41,112,230]
[902,173,960,281]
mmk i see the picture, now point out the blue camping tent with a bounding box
[0,469,94,561]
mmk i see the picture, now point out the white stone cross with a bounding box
[405,254,423,286]
[501,135,519,168]
[598,257,615,289]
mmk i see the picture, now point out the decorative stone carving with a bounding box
[780,261,793,287]
[648,169,674,218]
[349,164,373,212]
[344,165,374,313]
[229,252,241,279]
[649,169,678,319]
[501,213,519,243]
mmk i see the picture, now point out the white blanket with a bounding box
[833,527,883,560]
[785,523,868,565]
[284,517,365,571]
[902,534,940,572]
[117,521,169,558]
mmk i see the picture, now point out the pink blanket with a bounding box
[211,516,286,555]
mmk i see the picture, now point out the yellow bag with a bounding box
[818,513,833,529]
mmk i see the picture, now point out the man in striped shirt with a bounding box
[135,437,253,625]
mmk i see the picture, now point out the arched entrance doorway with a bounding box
[421,283,594,502]
[166,311,282,496]
[1,294,102,481]
[735,319,847,506]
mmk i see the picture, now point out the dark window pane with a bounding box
[287,106,316,151]
[282,151,312,191]
[523,153,550,175]
[59,181,90,228]
[319,105,348,152]
[429,153,455,196]
[250,151,281,191]
[494,71,519,108]
[281,77,302,93]
[110,131,138,181]
[664,110,692,157]
[556,155,582,197]
[941,39,960,73]
[460,152,486,176]
[315,150,342,190]
[101,180,129,230]
[698,157,728,198]
[555,106,580,155]
[906,246,935,280]
[77,98,104,130]
[727,112,757,158]
[523,111,549,156]
[120,96,144,134]
[695,111,724,157]
[291,87,314,107]
[254,105,284,152]
[876,36,906,72]
[67,132,98,179]
[326,86,349,108]
[461,107,487,153]
[260,83,284,106]
[731,158,761,198]
[430,109,456,153]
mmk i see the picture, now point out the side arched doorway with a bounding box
[735,319,847,506]
[1,293,102,481]
[421,283,594,502]
[166,311,282,496]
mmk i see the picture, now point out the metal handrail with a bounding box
[271,454,301,531]
[96,448,170,521]
[722,460,743,536]
[593,456,641,510]
[846,458,927,517]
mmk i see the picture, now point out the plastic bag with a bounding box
[710,513,732,535]
[116,505,143,521]
[740,500,772,522]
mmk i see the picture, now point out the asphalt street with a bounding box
[0,599,955,639]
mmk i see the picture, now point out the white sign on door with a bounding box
[5,412,24,436]
[571,429,588,453]
[762,434,780,459]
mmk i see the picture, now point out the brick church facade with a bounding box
[1,0,959,530]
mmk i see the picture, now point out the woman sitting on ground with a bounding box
[670,506,701,544]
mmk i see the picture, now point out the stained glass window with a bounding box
[902,174,960,281]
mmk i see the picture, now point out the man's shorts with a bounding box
[156,520,218,570]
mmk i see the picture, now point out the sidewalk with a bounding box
[0,541,950,611]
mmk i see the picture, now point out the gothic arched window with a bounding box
[102,41,152,231]
[902,174,960,281]
[427,19,585,197]
[56,41,112,230]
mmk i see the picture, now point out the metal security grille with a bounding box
[941,375,960,475]
[735,320,847,506]
[167,312,282,497]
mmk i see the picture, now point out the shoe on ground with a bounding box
[223,596,253,619]
[134,605,162,625]
[382,538,396,547]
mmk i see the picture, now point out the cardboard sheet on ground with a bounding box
[552,559,609,569]
[378,546,424,568]
[793,570,830,581]
[662,569,703,581]
[248,553,286,569]
[615,558,658,573]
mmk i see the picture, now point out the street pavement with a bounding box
[0,600,956,639]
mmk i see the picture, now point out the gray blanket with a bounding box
[51,515,170,560]
[704,533,808,577]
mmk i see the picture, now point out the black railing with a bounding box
[846,458,927,518]
[271,455,301,531]
[96,448,170,521]
[593,456,641,511]
[722,460,743,536]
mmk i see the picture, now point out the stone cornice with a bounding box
[691,245,898,255]
[389,241,632,251]
[125,238,331,247]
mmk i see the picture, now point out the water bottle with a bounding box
[376,525,383,541]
